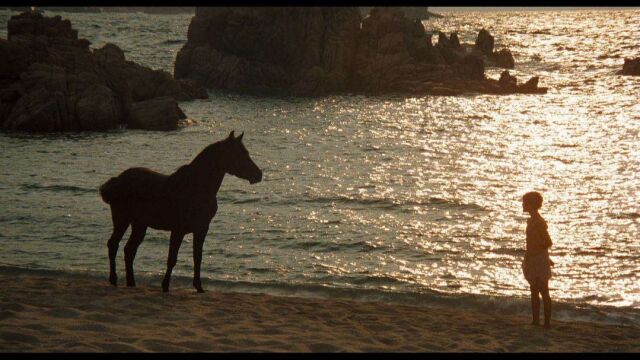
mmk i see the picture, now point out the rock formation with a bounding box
[1,11,207,132]
[618,58,640,76]
[174,7,361,96]
[175,7,545,97]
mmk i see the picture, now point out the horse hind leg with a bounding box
[124,223,147,287]
[162,231,185,293]
[107,207,129,287]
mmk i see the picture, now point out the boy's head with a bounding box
[522,191,543,213]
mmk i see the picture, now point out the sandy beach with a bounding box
[0,269,638,352]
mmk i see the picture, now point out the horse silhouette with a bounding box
[99,131,262,293]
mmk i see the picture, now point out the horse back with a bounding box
[114,167,170,201]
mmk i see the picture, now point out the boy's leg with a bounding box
[530,282,541,325]
[539,279,551,327]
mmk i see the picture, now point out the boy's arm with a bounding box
[540,225,552,248]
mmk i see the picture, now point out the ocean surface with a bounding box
[1,8,639,326]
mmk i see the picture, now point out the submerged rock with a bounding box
[0,11,207,133]
[175,7,544,97]
[618,58,640,76]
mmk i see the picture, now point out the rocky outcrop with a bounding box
[1,11,207,132]
[617,58,640,76]
[175,7,544,97]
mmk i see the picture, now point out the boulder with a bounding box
[3,87,67,132]
[128,96,186,131]
[498,70,517,92]
[475,28,494,56]
[449,32,461,49]
[492,48,515,69]
[517,76,547,94]
[618,58,640,76]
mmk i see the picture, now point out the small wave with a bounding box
[597,54,621,60]
[20,183,96,195]
[530,29,552,35]
[351,274,410,287]
[302,194,486,211]
[230,197,262,204]
[0,214,36,223]
[554,143,579,148]
[609,212,640,220]
[489,247,525,256]
[160,39,186,45]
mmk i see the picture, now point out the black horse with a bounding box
[99,131,262,293]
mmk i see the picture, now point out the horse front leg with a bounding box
[161,231,184,293]
[192,226,209,293]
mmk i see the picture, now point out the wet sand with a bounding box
[1,270,638,352]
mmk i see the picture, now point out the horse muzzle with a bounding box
[249,170,262,184]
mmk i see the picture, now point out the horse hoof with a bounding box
[126,283,136,288]
[196,288,205,293]
[109,277,117,287]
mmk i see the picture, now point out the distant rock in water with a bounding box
[0,11,207,133]
[175,7,545,97]
[473,28,515,69]
[617,58,640,76]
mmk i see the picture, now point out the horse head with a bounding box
[223,130,262,184]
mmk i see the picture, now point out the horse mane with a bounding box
[167,139,228,186]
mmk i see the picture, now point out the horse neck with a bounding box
[185,144,227,197]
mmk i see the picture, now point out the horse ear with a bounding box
[237,132,244,141]
[228,130,235,140]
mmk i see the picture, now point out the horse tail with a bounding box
[99,177,121,204]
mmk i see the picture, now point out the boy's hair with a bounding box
[522,191,543,210]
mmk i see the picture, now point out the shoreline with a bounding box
[1,268,639,352]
